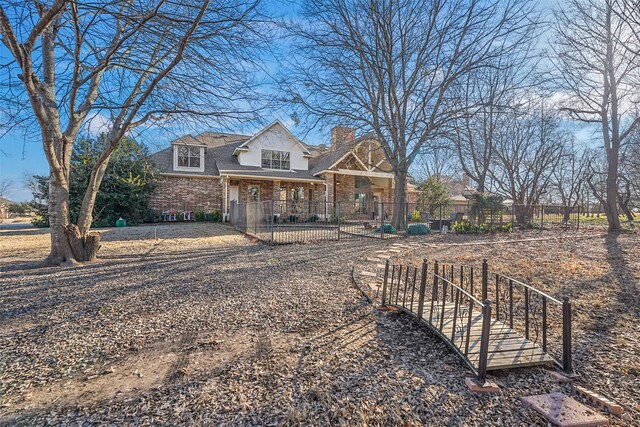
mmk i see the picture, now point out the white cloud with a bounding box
[84,113,112,136]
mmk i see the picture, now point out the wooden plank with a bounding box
[467,339,540,355]
[468,348,553,369]
[392,298,555,370]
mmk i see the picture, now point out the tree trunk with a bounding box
[605,162,621,231]
[45,172,102,266]
[391,167,408,231]
[45,173,76,266]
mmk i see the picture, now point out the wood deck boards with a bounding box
[397,300,554,370]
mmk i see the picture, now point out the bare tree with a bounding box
[412,142,459,183]
[552,0,640,231]
[551,138,590,221]
[0,1,266,264]
[619,127,640,220]
[285,0,537,229]
[0,179,13,198]
[490,103,565,224]
[452,49,537,193]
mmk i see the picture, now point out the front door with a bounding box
[229,185,239,203]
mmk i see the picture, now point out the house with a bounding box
[149,120,418,220]
[0,197,15,220]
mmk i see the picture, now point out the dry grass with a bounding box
[0,225,638,425]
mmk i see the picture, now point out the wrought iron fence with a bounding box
[229,200,582,244]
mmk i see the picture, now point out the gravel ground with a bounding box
[0,224,638,425]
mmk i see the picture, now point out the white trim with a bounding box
[233,120,311,156]
[334,168,394,179]
[173,146,205,173]
[222,173,324,183]
[374,158,387,169]
[159,172,219,179]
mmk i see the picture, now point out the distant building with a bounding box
[0,197,16,220]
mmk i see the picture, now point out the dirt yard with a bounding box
[0,224,638,425]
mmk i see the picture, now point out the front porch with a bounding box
[222,176,326,221]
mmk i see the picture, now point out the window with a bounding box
[355,176,370,189]
[355,193,368,214]
[261,150,291,170]
[177,146,201,168]
[248,185,260,202]
[290,186,304,213]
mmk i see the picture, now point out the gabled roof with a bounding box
[309,133,380,175]
[0,197,16,205]
[170,135,207,146]
[232,120,312,157]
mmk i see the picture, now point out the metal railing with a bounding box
[380,258,573,384]
[489,267,572,373]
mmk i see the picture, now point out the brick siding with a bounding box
[149,175,224,213]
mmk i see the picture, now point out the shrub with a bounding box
[375,224,397,234]
[411,210,421,222]
[453,221,512,234]
[195,210,207,221]
[211,210,222,222]
[407,223,431,235]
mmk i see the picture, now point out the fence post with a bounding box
[577,205,580,230]
[476,300,492,385]
[541,204,544,229]
[429,260,439,324]
[481,259,488,302]
[511,205,515,227]
[324,201,328,225]
[562,296,573,374]
[381,260,390,305]
[337,202,341,241]
[381,203,385,240]
[417,259,428,319]
[270,200,275,244]
[405,202,409,229]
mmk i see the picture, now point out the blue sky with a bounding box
[0,0,569,202]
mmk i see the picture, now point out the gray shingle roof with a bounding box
[150,129,386,181]
[151,131,325,181]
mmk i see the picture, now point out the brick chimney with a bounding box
[462,173,470,188]
[330,126,355,151]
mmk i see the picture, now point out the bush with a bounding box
[28,135,158,228]
[411,210,421,222]
[453,221,512,234]
[407,223,431,235]
[375,224,397,234]
[211,210,222,222]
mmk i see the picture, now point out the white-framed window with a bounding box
[261,149,291,170]
[173,145,204,172]
[248,185,260,202]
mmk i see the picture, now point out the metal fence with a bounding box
[229,200,581,244]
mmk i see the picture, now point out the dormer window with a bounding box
[261,149,290,170]
[173,145,205,172]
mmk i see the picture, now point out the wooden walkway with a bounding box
[355,244,572,383]
[403,300,553,371]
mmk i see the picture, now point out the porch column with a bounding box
[223,176,229,221]
[272,180,281,201]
